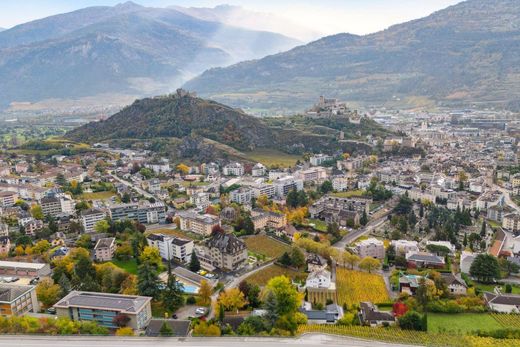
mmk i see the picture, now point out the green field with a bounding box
[244,235,291,259]
[428,313,503,334]
[331,190,365,198]
[475,283,520,294]
[111,259,138,275]
[243,149,301,168]
[78,191,116,200]
[306,218,328,232]
[244,264,307,287]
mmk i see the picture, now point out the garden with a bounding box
[244,235,291,259]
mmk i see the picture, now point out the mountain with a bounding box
[0,2,299,110]
[0,28,5,32]
[185,0,520,112]
[170,4,321,42]
[66,90,388,161]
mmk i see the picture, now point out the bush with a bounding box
[186,296,196,305]
[398,311,425,331]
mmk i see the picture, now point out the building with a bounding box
[391,240,419,257]
[503,213,520,232]
[406,252,445,269]
[295,167,328,183]
[146,233,193,263]
[177,211,220,236]
[230,187,253,205]
[81,209,106,233]
[0,284,39,316]
[310,154,334,166]
[0,260,51,277]
[190,192,210,210]
[306,269,331,289]
[0,237,10,255]
[54,291,152,330]
[356,238,385,260]
[460,251,478,274]
[250,183,276,199]
[251,163,266,177]
[197,233,247,271]
[273,176,304,198]
[223,163,244,176]
[94,237,116,262]
[359,302,395,327]
[331,176,351,192]
[399,274,434,295]
[483,292,520,313]
[310,195,371,217]
[300,302,344,324]
[108,202,166,224]
[0,192,17,207]
[441,273,467,295]
[40,196,63,217]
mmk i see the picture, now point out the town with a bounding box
[0,102,519,346]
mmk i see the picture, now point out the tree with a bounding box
[32,240,51,255]
[359,257,381,273]
[137,262,160,299]
[247,284,261,308]
[115,327,134,336]
[176,163,190,175]
[280,252,292,267]
[263,276,302,316]
[416,277,430,311]
[159,321,174,336]
[94,219,110,234]
[76,234,92,249]
[470,254,500,283]
[343,252,361,269]
[163,265,184,312]
[192,321,221,337]
[399,311,425,331]
[320,181,333,194]
[393,301,408,317]
[218,288,247,312]
[360,210,368,226]
[189,252,201,272]
[36,278,63,308]
[197,280,212,306]
[480,222,486,237]
[113,314,130,327]
[139,246,162,270]
[290,248,305,268]
[327,222,341,240]
[72,256,99,292]
[387,245,396,264]
[31,204,44,220]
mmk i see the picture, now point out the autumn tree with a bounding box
[139,246,162,270]
[218,288,247,312]
[359,257,381,273]
[342,252,361,269]
[36,278,63,308]
[197,280,212,306]
[176,163,190,175]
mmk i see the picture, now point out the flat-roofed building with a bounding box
[0,260,51,277]
[54,291,152,330]
[0,284,39,316]
[81,208,106,233]
[0,191,17,207]
[177,211,220,236]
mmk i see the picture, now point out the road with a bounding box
[109,172,155,200]
[493,183,520,213]
[0,335,418,347]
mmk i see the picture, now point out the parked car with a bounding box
[46,307,57,315]
[195,307,207,316]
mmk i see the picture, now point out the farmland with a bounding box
[243,149,301,168]
[336,269,390,307]
[428,313,502,334]
[297,324,520,347]
[244,264,307,287]
[244,235,291,259]
[491,313,520,329]
[78,191,116,200]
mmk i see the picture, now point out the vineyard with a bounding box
[297,324,520,347]
[491,313,520,329]
[336,269,390,307]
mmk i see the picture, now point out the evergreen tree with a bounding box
[264,292,278,327]
[463,233,468,247]
[189,252,201,272]
[137,261,160,299]
[360,210,368,226]
[280,252,292,267]
[419,203,424,218]
[58,273,71,295]
[159,321,174,336]
[480,222,486,237]
[163,262,184,312]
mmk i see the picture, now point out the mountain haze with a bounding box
[185,0,520,112]
[0,1,299,110]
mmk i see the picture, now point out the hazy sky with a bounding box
[0,0,462,36]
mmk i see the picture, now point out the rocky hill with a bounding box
[184,0,520,112]
[66,91,389,160]
[0,2,299,109]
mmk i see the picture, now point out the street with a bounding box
[0,334,418,347]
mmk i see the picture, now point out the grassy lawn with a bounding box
[110,259,138,275]
[243,148,301,168]
[428,313,503,334]
[244,235,291,259]
[180,181,210,187]
[306,218,328,232]
[331,190,365,198]
[78,191,116,200]
[336,269,390,307]
[151,300,169,318]
[487,220,501,229]
[245,264,307,287]
[475,282,520,294]
[145,228,197,241]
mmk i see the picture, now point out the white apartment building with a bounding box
[273,176,304,198]
[223,163,244,176]
[230,187,253,205]
[391,240,419,257]
[356,238,385,260]
[146,233,194,263]
[310,154,334,166]
[81,209,106,233]
[177,211,220,236]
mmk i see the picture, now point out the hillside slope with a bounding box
[184,0,520,112]
[0,2,299,109]
[65,91,388,159]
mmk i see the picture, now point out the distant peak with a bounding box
[115,1,142,10]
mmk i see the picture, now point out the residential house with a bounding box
[223,163,244,176]
[177,211,220,236]
[196,233,247,271]
[230,187,253,205]
[503,213,520,232]
[146,233,193,263]
[251,163,266,177]
[356,238,385,260]
[273,176,303,198]
[300,302,344,324]
[441,273,467,296]
[406,252,445,269]
[81,209,106,233]
[399,274,434,295]
[391,240,419,257]
[359,302,396,327]
[0,284,39,316]
[310,154,334,166]
[0,192,17,207]
[483,292,520,313]
[94,237,116,262]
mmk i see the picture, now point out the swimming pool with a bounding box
[178,280,199,294]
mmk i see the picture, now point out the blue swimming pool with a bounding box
[183,284,199,294]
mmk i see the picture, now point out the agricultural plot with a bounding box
[491,313,520,329]
[243,149,301,168]
[428,313,502,334]
[335,269,390,307]
[244,235,291,259]
[297,325,520,347]
[244,264,307,287]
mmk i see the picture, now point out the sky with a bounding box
[0,0,463,36]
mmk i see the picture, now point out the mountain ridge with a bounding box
[184,0,520,112]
